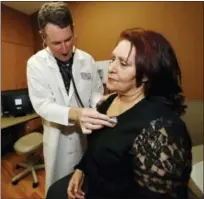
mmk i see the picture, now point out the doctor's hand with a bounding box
[67,169,85,199]
[69,107,117,134]
[79,108,117,134]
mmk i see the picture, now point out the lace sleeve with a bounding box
[131,118,192,198]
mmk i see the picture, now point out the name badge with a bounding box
[81,72,91,80]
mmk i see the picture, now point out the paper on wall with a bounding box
[96,60,110,84]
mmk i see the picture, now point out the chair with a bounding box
[182,101,203,199]
[11,132,45,188]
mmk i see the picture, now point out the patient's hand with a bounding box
[67,169,85,199]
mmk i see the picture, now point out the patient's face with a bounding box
[107,40,137,94]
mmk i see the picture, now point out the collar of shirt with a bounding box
[55,53,74,68]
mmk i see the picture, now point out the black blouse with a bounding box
[75,94,192,199]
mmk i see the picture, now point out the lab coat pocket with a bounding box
[78,80,92,106]
[70,151,83,169]
[43,125,60,148]
[72,132,86,154]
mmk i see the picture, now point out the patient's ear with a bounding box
[142,76,148,83]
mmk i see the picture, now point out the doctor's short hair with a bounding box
[119,28,187,116]
[37,2,74,32]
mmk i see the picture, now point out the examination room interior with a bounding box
[1,1,203,199]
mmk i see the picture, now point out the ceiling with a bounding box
[1,1,49,15]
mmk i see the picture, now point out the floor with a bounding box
[1,151,199,199]
[1,151,45,199]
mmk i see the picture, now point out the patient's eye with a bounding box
[110,56,116,63]
[120,61,128,66]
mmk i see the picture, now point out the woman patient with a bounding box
[46,28,192,199]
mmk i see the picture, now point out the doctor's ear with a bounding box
[39,30,47,49]
[39,30,47,40]
[39,30,42,36]
[73,35,78,45]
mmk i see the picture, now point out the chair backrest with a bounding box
[182,100,203,146]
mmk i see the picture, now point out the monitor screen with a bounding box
[1,89,34,117]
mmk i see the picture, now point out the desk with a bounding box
[1,113,39,129]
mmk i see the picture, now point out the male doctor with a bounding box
[27,2,114,192]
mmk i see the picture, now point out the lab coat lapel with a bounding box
[46,48,70,106]
[67,52,82,104]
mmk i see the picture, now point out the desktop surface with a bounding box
[1,113,39,129]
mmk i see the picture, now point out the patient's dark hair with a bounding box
[120,28,187,116]
[38,2,74,31]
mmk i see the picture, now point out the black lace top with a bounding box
[75,94,192,199]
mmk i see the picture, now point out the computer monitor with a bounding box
[1,89,34,117]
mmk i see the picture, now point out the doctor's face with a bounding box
[107,40,137,94]
[43,23,75,62]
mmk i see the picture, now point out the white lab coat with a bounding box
[27,47,103,191]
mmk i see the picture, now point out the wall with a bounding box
[30,11,43,53]
[1,5,42,153]
[1,4,34,91]
[67,2,203,100]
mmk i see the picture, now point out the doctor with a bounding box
[27,2,114,192]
